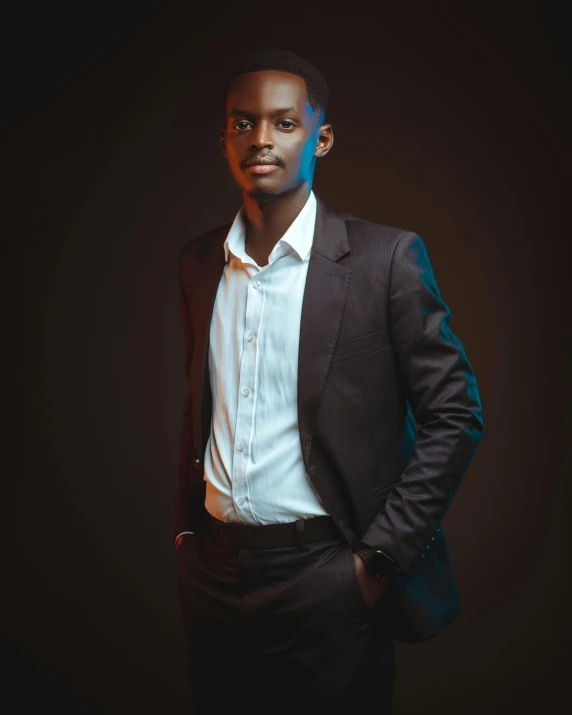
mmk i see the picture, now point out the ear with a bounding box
[314,123,334,159]
[220,127,227,158]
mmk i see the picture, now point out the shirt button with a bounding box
[237,443,246,452]
[236,498,245,506]
[247,333,255,342]
[252,280,260,289]
[242,388,250,397]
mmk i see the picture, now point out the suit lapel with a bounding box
[192,195,352,475]
[297,197,352,469]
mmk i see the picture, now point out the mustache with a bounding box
[242,153,285,168]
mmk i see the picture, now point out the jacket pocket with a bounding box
[332,329,389,364]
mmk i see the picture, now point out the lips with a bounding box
[246,164,280,174]
[245,156,279,167]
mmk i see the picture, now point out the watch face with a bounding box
[368,549,393,578]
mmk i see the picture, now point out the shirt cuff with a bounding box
[175,531,195,546]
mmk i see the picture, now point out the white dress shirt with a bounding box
[176,190,328,542]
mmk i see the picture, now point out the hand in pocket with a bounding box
[351,551,390,611]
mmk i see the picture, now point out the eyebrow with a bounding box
[228,106,298,118]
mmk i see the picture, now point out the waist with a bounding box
[206,512,343,550]
[203,458,329,519]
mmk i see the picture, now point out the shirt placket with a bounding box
[232,263,265,521]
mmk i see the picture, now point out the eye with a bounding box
[232,120,296,130]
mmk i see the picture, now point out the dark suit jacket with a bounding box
[175,195,484,644]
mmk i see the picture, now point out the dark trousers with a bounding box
[176,514,396,715]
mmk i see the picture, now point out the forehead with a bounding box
[226,70,311,115]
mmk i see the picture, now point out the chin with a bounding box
[246,186,280,206]
[246,183,298,206]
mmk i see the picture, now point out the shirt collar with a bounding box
[223,190,317,264]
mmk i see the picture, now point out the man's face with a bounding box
[221,70,327,203]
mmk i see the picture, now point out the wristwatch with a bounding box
[356,543,397,579]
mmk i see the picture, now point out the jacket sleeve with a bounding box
[173,247,202,541]
[360,231,484,576]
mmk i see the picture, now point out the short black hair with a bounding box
[222,48,329,127]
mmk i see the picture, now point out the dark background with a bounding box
[3,1,571,713]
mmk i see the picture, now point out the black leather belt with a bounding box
[206,513,343,550]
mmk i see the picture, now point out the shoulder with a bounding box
[177,221,232,266]
[335,208,420,255]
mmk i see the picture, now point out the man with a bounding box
[174,48,484,715]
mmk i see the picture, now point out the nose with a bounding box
[249,121,273,151]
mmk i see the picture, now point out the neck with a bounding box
[242,183,312,251]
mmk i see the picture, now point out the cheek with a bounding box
[226,147,245,176]
[289,141,315,171]
[302,139,318,165]
[227,144,241,162]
